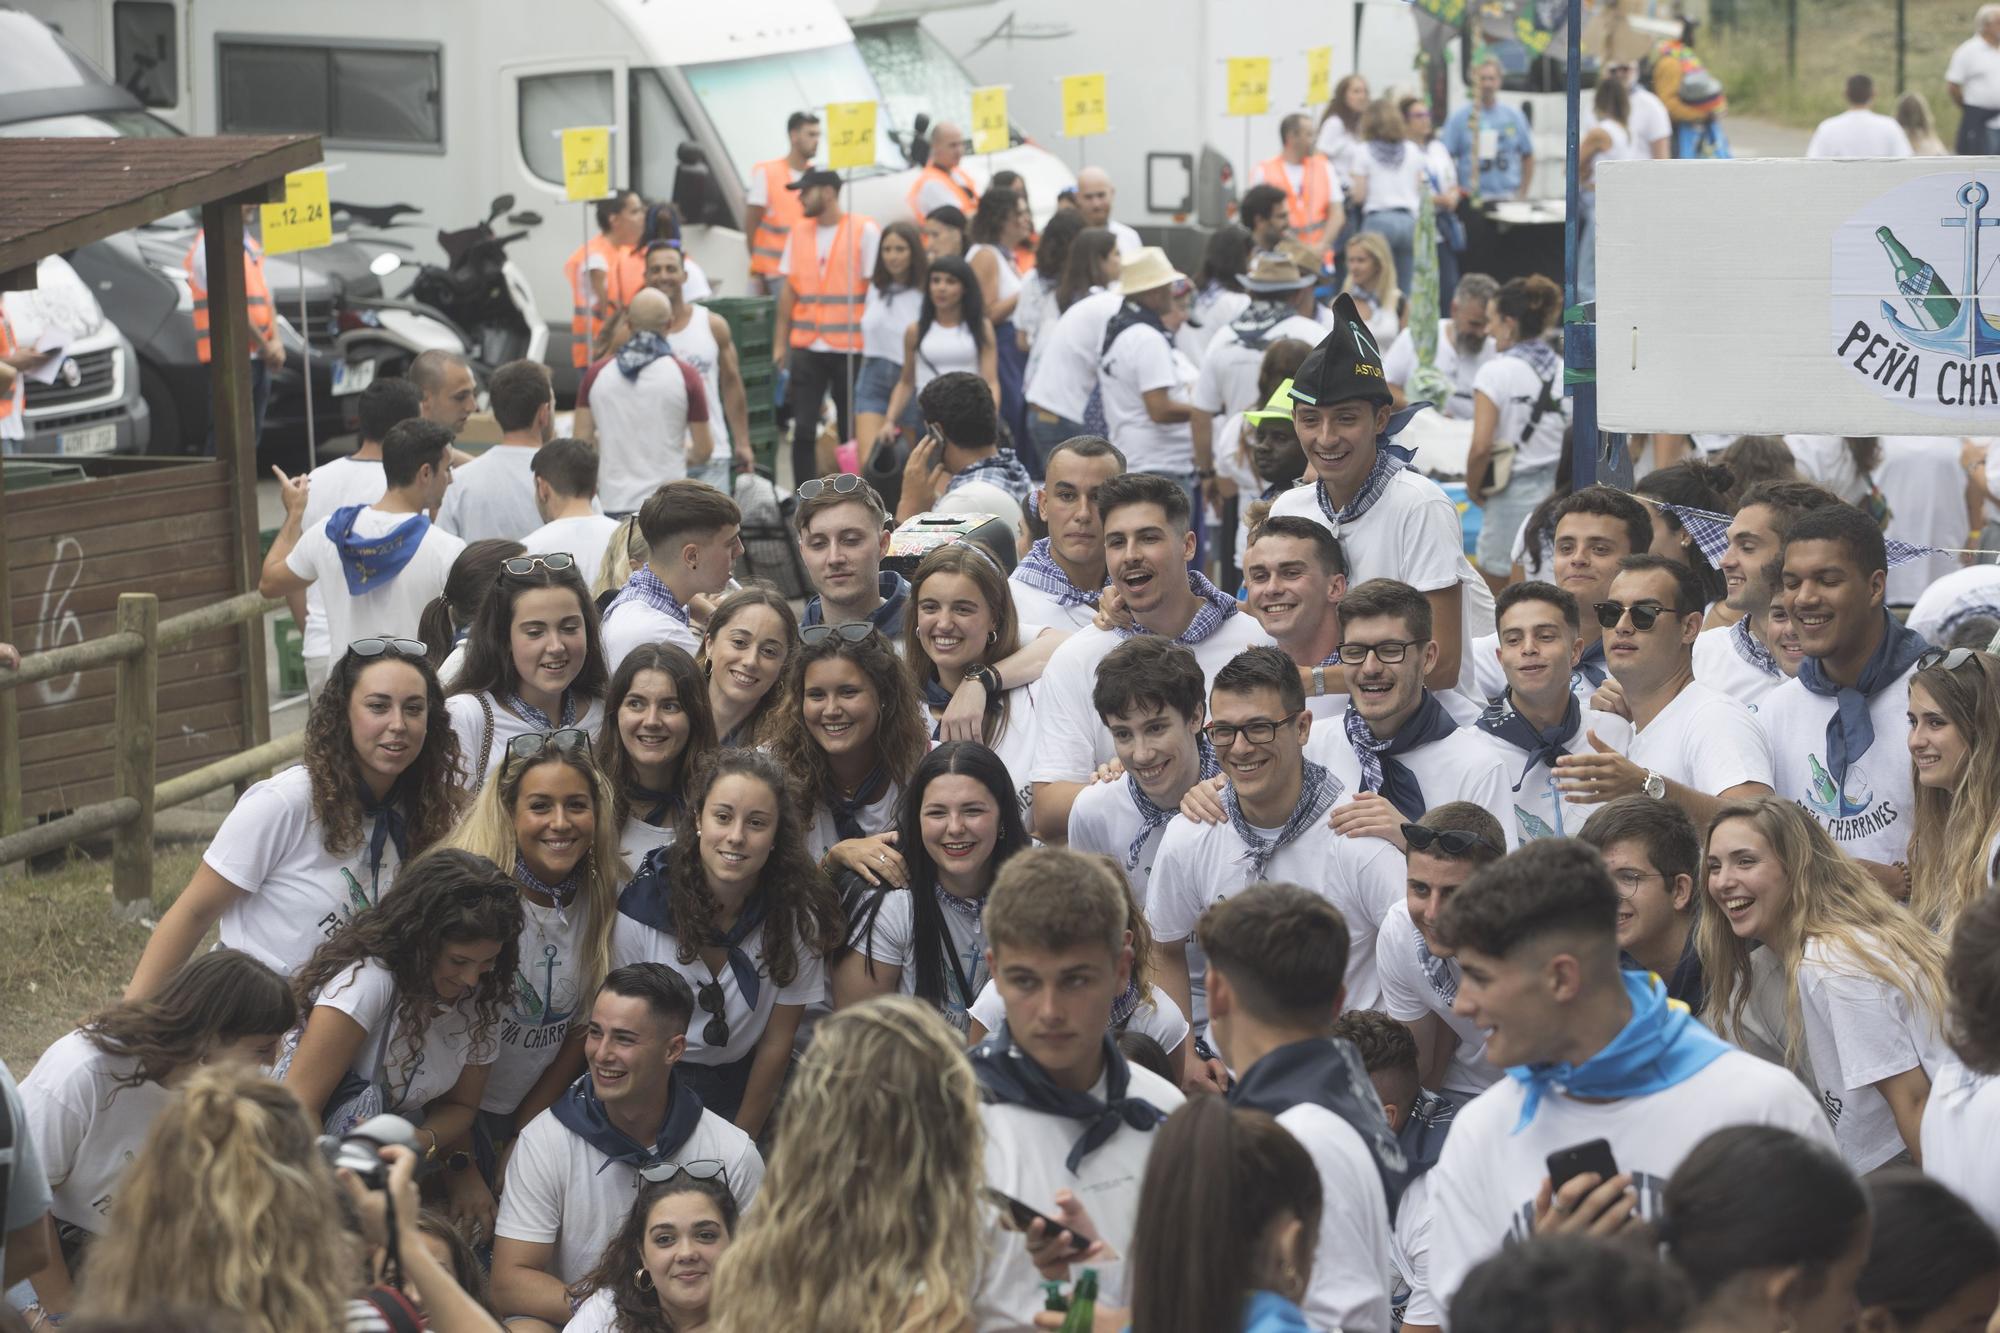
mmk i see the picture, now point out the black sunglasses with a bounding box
[801,622,876,647]
[500,553,576,578]
[1917,647,1983,673]
[636,1159,728,1185]
[505,727,592,761]
[1593,600,1683,632]
[796,473,865,501]
[348,636,426,659]
[696,979,730,1048]
[1402,823,1500,856]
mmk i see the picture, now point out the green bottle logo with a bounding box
[1876,225,1960,331]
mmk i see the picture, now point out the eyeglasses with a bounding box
[1203,713,1300,747]
[796,473,865,501]
[696,979,730,1048]
[1593,600,1684,632]
[1336,638,1428,666]
[348,637,426,659]
[636,1159,728,1185]
[1610,867,1664,899]
[500,553,576,578]
[1401,823,1500,856]
[800,622,876,647]
[504,727,592,761]
[1917,647,1983,673]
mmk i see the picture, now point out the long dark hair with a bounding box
[1033,209,1086,285]
[82,950,295,1095]
[1194,223,1252,295]
[417,538,525,677]
[1128,1098,1323,1333]
[290,849,525,1085]
[969,186,1021,247]
[699,584,799,746]
[846,742,1031,1012]
[303,640,462,863]
[449,559,608,706]
[765,628,930,825]
[918,255,990,356]
[662,749,844,989]
[1633,459,1733,605]
[568,1173,739,1331]
[1857,1169,2000,1326]
[596,642,717,832]
[1058,227,1119,312]
[873,219,928,295]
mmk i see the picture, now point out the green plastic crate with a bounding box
[274,613,307,698]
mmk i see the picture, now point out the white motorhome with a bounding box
[25,0,1074,357]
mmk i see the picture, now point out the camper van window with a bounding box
[113,1,177,109]
[852,22,991,159]
[519,70,615,187]
[0,12,102,94]
[631,70,697,202]
[683,44,888,186]
[218,39,442,150]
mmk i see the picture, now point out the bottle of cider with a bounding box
[1876,226,1959,330]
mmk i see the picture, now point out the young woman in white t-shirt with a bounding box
[699,586,798,750]
[20,949,295,1320]
[1340,232,1404,351]
[417,538,527,691]
[563,1171,738,1333]
[1578,77,1637,305]
[1316,73,1371,189]
[881,255,999,441]
[1468,274,1567,582]
[1906,649,2000,933]
[1700,797,1951,1171]
[595,642,719,871]
[129,638,465,997]
[1016,211,1085,384]
[1350,97,1432,294]
[854,220,928,452]
[447,554,610,793]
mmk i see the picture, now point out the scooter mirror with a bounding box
[489,193,516,219]
[509,211,543,227]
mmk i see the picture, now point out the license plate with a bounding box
[60,423,118,455]
[331,359,376,396]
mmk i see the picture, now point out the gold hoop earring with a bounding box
[635,1267,654,1292]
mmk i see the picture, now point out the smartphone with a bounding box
[983,1187,1093,1255]
[1546,1138,1620,1194]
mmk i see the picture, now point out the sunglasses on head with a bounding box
[500,553,576,578]
[505,727,592,761]
[696,979,730,1048]
[796,473,866,501]
[801,622,876,647]
[636,1159,728,1185]
[1917,647,1984,673]
[1593,600,1684,632]
[348,636,426,659]
[1402,823,1500,856]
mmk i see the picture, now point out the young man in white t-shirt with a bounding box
[1097,248,1208,482]
[969,847,1183,1330]
[492,965,763,1331]
[1010,435,1124,630]
[1192,255,1326,422]
[1425,840,1833,1315]
[1555,555,1773,828]
[1383,274,1498,420]
[1243,515,1349,720]
[1921,888,2000,1234]
[260,417,466,654]
[1577,796,1705,1012]
[1806,74,1916,158]
[600,480,743,674]
[1692,479,1840,712]
[438,358,554,543]
[521,437,622,591]
[1202,883,1403,1333]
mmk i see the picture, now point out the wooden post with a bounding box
[111,592,158,913]
[0,447,19,866]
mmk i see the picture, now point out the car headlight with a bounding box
[369,252,402,278]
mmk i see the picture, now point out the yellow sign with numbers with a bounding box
[826,100,877,170]
[261,170,331,255]
[1227,57,1271,117]
[1061,73,1107,138]
[971,86,1009,155]
[561,126,611,202]
[1306,45,1333,107]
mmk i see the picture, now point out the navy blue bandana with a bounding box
[1231,1036,1410,1214]
[551,1070,704,1173]
[502,689,577,732]
[1476,691,1582,793]
[1345,690,1459,819]
[970,1024,1166,1174]
[1795,610,1928,795]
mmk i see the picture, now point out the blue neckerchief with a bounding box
[359,792,407,900]
[1228,297,1302,350]
[1012,537,1105,609]
[921,676,956,711]
[607,564,691,626]
[1795,610,1929,794]
[826,767,892,843]
[1243,1290,1317,1333]
[617,845,771,1008]
[1506,970,1732,1131]
[1476,690,1582,793]
[1345,690,1459,819]
[1414,921,1459,1008]
[326,504,430,595]
[513,851,578,915]
[970,1023,1166,1174]
[502,689,577,732]
[550,1071,704,1173]
[615,329,674,381]
[1398,1087,1457,1176]
[1230,1035,1410,1214]
[1123,569,1238,647]
[1124,736,1220,871]
[1506,338,1562,382]
[1099,297,1168,357]
[1219,759,1344,881]
[629,784,676,828]
[802,571,910,636]
[949,450,1035,506]
[1311,404,1427,528]
[1575,636,1609,689]
[1731,615,1781,679]
[1107,977,1144,1030]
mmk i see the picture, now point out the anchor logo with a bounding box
[1876,181,2000,358]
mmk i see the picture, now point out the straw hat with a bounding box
[1117,246,1187,297]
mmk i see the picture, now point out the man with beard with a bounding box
[1383,274,1498,420]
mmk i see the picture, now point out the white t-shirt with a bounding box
[1627,679,1774,796]
[1280,1101,1394,1333]
[445,690,608,794]
[1025,289,1121,421]
[1374,901,1498,1102]
[1807,107,1915,158]
[298,455,387,661]
[204,764,402,977]
[1879,435,1971,606]
[1630,86,1673,152]
[1029,616,1275,784]
[562,1288,618,1333]
[19,1031,170,1232]
[1178,285,1253,364]
[1351,141,1428,215]
[480,893,597,1115]
[609,914,827,1065]
[1796,935,1950,1172]
[1758,665,1918,866]
[1949,35,2000,107]
[1105,219,1144,258]
[1391,1171,1440,1329]
[1269,470,1498,716]
[664,311,731,461]
[591,358,695,514]
[286,508,465,656]
[971,1064,1184,1328]
[1100,321,1193,474]
[522,513,623,593]
[1068,775,1169,904]
[937,687,1040,827]
[968,978,1189,1055]
[1473,349,1568,472]
[493,1096,764,1285]
[913,320,982,400]
[1462,708,1633,845]
[1191,312,1329,420]
[618,816,673,880]
[1302,724,1516,848]
[1907,563,2000,644]
[1382,321,1497,420]
[438,444,544,543]
[1692,622,1786,713]
[1427,1049,1836,1314]
[314,958,494,1117]
[1317,119,1358,186]
[848,885,988,1034]
[1921,1054,2000,1234]
[1784,434,1872,507]
[1009,571,1101,632]
[804,780,903,863]
[861,284,923,363]
[600,596,702,677]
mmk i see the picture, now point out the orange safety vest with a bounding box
[750,158,806,278]
[784,214,871,351]
[1259,153,1336,250]
[906,163,978,220]
[563,234,629,369]
[0,309,20,431]
[186,232,276,364]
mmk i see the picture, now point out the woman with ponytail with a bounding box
[420,538,526,687]
[1466,273,1566,589]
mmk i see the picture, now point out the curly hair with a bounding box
[82,949,295,1099]
[304,641,463,866]
[291,848,525,1086]
[711,997,984,1333]
[699,584,800,747]
[765,628,929,827]
[596,642,718,835]
[661,749,843,989]
[570,1172,739,1331]
[903,543,1023,749]
[448,559,608,708]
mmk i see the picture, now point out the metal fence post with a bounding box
[111,592,158,915]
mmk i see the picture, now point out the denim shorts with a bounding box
[853,355,902,415]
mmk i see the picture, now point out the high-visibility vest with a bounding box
[784,214,871,351]
[906,163,978,220]
[750,159,805,278]
[186,232,276,365]
[563,234,627,369]
[1259,153,1336,250]
[0,309,20,433]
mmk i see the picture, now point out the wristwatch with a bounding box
[965,663,1004,708]
[447,1149,473,1172]
[1311,665,1328,698]
[1642,770,1666,801]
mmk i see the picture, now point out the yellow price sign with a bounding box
[260,170,331,255]
[1306,45,1333,107]
[971,85,1009,155]
[1061,73,1107,138]
[1227,57,1271,117]
[562,126,611,203]
[826,100,877,170]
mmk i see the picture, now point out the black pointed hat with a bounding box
[1288,292,1393,409]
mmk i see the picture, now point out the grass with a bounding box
[1703,0,1963,134]
[0,845,208,1074]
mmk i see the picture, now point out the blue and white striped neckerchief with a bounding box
[503,689,578,731]
[1123,569,1238,646]
[1219,759,1344,882]
[607,564,691,626]
[1012,537,1105,610]
[1124,735,1222,871]
[1732,614,1781,678]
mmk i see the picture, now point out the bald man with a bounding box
[1075,166,1142,257]
[908,120,979,219]
[589,285,718,514]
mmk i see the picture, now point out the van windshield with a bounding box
[853,22,1017,151]
[680,42,893,185]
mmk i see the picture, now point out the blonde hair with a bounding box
[1905,653,2000,932]
[1342,231,1401,314]
[593,515,647,603]
[1359,96,1407,144]
[711,996,985,1333]
[1698,797,1949,1064]
[76,1066,360,1333]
